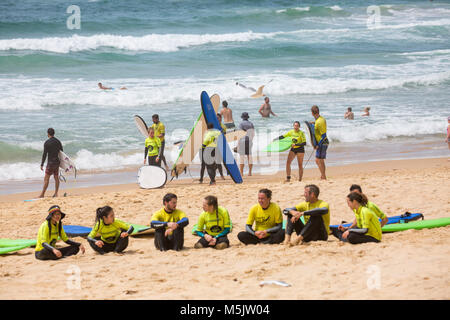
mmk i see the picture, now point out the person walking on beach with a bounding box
[144,127,162,167]
[200,123,222,185]
[35,205,85,260]
[283,184,330,246]
[237,112,255,177]
[272,121,306,182]
[87,206,134,254]
[220,101,235,130]
[39,128,63,198]
[237,189,285,245]
[311,105,329,180]
[331,192,382,245]
[259,97,277,118]
[150,193,189,251]
[344,107,354,120]
[362,107,370,117]
[151,114,169,170]
[194,195,231,250]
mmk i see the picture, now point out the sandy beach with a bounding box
[0,157,449,300]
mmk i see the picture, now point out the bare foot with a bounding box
[38,194,44,198]
[52,194,58,198]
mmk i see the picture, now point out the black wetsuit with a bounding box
[41,137,63,167]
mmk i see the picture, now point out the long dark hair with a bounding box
[347,192,368,206]
[95,206,113,230]
[47,205,62,238]
[204,195,219,223]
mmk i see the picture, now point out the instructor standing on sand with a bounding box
[39,128,63,198]
[311,105,329,180]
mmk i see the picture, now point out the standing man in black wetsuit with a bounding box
[39,128,63,198]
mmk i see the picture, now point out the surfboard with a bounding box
[223,130,246,144]
[63,225,92,237]
[134,115,149,138]
[304,121,317,148]
[130,223,152,235]
[0,244,31,255]
[329,213,424,229]
[58,151,77,179]
[263,137,292,152]
[381,217,450,233]
[200,91,243,184]
[0,238,37,247]
[171,94,220,178]
[137,165,167,189]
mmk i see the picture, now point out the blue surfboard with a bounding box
[63,225,92,237]
[329,212,424,229]
[304,121,317,148]
[200,91,243,184]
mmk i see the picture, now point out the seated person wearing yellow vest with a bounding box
[87,206,134,254]
[237,189,285,245]
[349,184,388,227]
[200,123,222,185]
[194,195,230,250]
[273,121,307,182]
[143,127,162,167]
[151,114,169,170]
[283,184,330,246]
[332,192,382,244]
[150,193,189,251]
[35,205,85,260]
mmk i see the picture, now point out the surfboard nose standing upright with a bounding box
[39,128,63,198]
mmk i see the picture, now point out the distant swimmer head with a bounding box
[264,97,269,102]
[241,112,249,120]
[222,101,228,108]
[348,107,352,112]
[447,116,450,122]
[47,128,55,137]
[364,107,371,111]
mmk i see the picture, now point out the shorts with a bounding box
[315,144,328,159]
[290,147,305,154]
[224,122,235,129]
[45,163,59,176]
[237,137,252,155]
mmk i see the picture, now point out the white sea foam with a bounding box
[328,5,342,11]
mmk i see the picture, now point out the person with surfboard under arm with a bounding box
[150,193,189,251]
[144,127,162,167]
[39,128,63,198]
[311,105,329,180]
[151,114,169,170]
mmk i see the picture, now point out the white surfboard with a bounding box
[58,151,77,179]
[134,115,149,138]
[138,165,167,189]
[224,129,246,143]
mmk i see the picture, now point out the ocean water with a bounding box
[0,0,449,187]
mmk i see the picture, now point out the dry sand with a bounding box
[0,158,449,300]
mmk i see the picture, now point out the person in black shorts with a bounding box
[237,112,255,177]
[39,128,63,198]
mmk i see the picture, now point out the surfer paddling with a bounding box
[98,82,127,90]
[39,128,63,198]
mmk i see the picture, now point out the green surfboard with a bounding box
[0,238,37,248]
[129,223,152,235]
[381,217,450,233]
[0,244,32,255]
[263,137,292,152]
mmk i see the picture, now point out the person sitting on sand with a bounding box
[331,192,382,244]
[362,107,370,117]
[283,184,330,246]
[35,205,85,260]
[194,195,230,250]
[344,107,354,120]
[272,121,306,182]
[98,82,127,90]
[87,206,134,254]
[258,97,277,118]
[237,189,285,245]
[150,193,189,251]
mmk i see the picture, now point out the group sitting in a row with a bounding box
[35,184,385,260]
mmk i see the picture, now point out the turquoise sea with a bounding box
[0,0,449,191]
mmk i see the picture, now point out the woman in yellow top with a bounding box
[194,195,230,250]
[332,192,382,244]
[273,121,306,182]
[237,189,285,245]
[87,206,134,254]
[143,127,162,167]
[35,205,85,260]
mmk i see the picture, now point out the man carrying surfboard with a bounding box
[39,128,63,198]
[311,105,329,180]
[151,114,169,170]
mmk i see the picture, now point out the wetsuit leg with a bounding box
[35,248,58,260]
[204,147,217,183]
[170,227,184,251]
[199,149,206,182]
[347,233,380,244]
[237,231,260,245]
[114,235,129,253]
[160,140,168,167]
[196,237,210,248]
[285,213,305,236]
[217,163,224,177]
[59,244,80,257]
[214,235,230,247]
[300,215,328,242]
[263,228,285,244]
[154,228,169,251]
[148,156,157,166]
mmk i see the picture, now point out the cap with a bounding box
[46,205,66,221]
[241,112,249,120]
